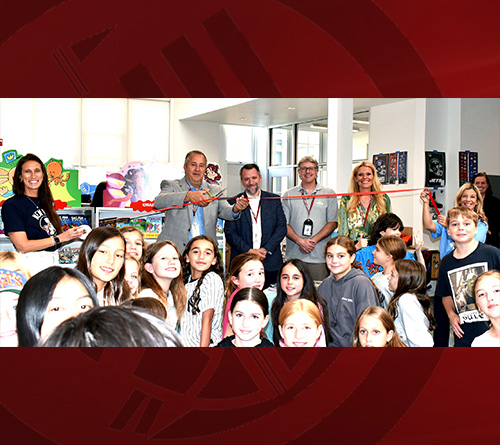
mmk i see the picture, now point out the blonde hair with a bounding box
[0,251,31,279]
[346,161,387,216]
[124,254,141,298]
[353,306,407,347]
[278,299,322,328]
[454,182,488,225]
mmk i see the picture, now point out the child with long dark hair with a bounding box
[16,266,98,346]
[181,235,224,346]
[76,226,129,306]
[271,258,330,346]
[217,287,273,347]
[387,260,435,347]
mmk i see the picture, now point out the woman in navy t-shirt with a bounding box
[2,154,83,272]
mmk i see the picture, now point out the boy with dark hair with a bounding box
[436,207,500,347]
[356,212,415,277]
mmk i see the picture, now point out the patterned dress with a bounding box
[338,194,391,242]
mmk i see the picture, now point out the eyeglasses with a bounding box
[299,166,318,172]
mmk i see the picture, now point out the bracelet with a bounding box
[53,234,61,247]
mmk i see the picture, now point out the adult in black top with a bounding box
[473,172,500,248]
[1,153,83,253]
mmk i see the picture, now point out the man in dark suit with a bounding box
[225,164,287,289]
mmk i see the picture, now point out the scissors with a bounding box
[205,188,227,199]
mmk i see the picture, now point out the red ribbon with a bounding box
[425,189,441,216]
[115,188,424,221]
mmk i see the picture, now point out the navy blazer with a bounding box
[225,190,287,271]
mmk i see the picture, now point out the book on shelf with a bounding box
[60,215,73,231]
[60,214,90,231]
[115,217,131,228]
[71,215,90,227]
[99,217,117,227]
[144,216,162,239]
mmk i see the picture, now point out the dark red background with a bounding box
[2,0,500,442]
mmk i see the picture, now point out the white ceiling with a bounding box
[182,98,410,127]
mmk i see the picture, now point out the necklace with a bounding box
[25,195,40,209]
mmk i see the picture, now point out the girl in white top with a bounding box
[387,260,435,347]
[139,240,187,330]
[181,235,225,347]
[471,270,500,347]
[371,235,408,309]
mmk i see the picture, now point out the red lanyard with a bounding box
[359,197,373,228]
[301,190,316,216]
[249,200,261,223]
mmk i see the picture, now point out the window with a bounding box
[33,99,81,165]
[270,125,293,166]
[224,125,254,163]
[0,98,171,173]
[128,99,170,163]
[82,99,127,167]
[269,119,327,194]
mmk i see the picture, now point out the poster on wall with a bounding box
[398,151,408,184]
[45,158,81,207]
[372,153,389,184]
[459,151,478,186]
[425,151,446,188]
[388,153,398,184]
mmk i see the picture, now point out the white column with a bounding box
[327,98,354,194]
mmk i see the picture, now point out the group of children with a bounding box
[1,183,499,347]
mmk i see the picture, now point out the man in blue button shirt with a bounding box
[155,150,248,251]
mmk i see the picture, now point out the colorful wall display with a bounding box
[104,161,152,207]
[459,151,478,186]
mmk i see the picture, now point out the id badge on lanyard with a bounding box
[191,204,201,237]
[302,218,313,236]
[301,191,315,237]
[191,221,201,237]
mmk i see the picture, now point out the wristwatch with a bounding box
[53,234,62,246]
